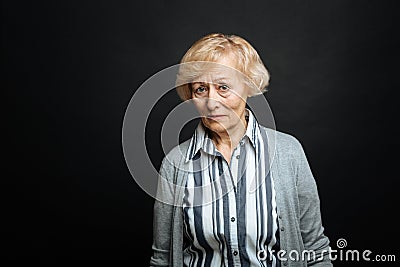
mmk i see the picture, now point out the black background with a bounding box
[3,0,399,265]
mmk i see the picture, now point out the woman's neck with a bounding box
[209,114,248,153]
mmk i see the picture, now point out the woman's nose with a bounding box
[206,84,221,110]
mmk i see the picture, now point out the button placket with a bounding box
[224,158,240,266]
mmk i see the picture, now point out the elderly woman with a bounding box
[150,33,332,267]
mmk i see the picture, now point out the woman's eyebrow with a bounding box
[213,77,230,83]
[191,77,231,84]
[191,81,207,85]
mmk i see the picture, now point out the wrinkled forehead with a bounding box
[190,63,244,84]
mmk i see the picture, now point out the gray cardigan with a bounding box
[150,127,333,267]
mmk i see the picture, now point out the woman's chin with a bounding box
[202,120,227,133]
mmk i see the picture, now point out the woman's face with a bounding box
[190,55,249,135]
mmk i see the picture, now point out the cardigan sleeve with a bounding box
[150,158,175,267]
[293,138,333,266]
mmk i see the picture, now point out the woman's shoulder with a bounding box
[161,127,306,169]
[261,126,305,156]
[161,139,192,169]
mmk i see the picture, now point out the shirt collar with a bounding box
[184,108,261,162]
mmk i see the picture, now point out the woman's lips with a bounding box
[206,115,226,121]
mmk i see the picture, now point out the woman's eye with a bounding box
[195,86,207,93]
[219,84,230,91]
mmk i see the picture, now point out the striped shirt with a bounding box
[182,109,281,267]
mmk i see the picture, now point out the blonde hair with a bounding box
[176,33,270,100]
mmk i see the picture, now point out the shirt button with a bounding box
[278,214,282,219]
[236,155,240,159]
[231,217,235,222]
[281,227,285,231]
[283,262,288,266]
[240,141,244,146]
[258,250,265,259]
[233,250,238,256]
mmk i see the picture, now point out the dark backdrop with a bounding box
[3,0,399,265]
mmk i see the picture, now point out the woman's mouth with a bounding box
[206,115,226,120]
